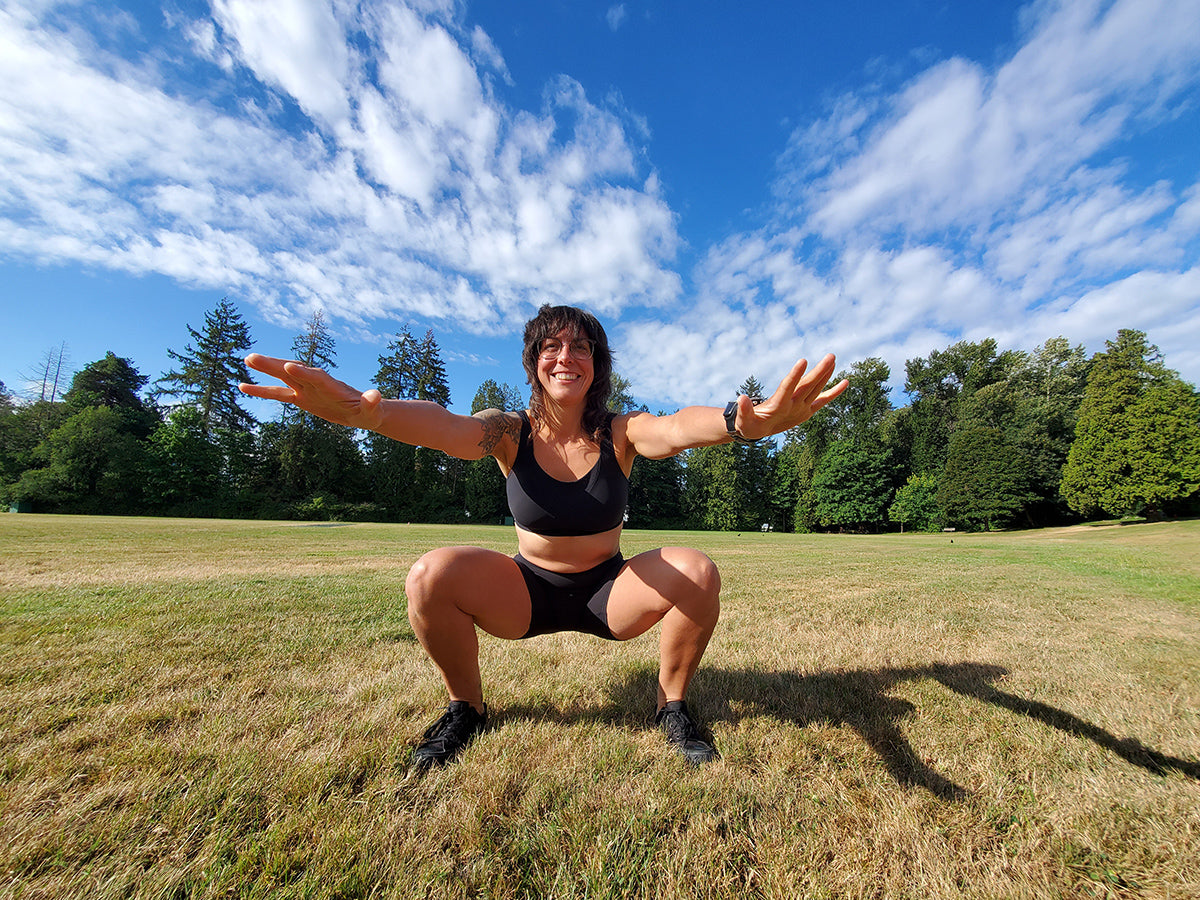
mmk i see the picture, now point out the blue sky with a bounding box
[3,0,1199,418]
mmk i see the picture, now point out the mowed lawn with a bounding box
[1,514,1197,899]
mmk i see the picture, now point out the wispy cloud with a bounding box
[619,0,1200,404]
[0,1,680,335]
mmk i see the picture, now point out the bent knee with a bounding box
[404,547,465,608]
[672,549,715,600]
[664,547,721,603]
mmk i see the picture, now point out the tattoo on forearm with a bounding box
[475,411,520,454]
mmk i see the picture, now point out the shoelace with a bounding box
[659,709,698,744]
[423,705,478,743]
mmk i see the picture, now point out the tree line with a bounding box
[3,298,1198,531]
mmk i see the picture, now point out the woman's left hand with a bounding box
[733,354,849,441]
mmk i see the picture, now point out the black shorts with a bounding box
[514,553,624,641]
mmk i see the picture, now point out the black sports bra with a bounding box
[505,411,629,536]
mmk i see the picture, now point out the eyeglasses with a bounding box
[538,338,595,360]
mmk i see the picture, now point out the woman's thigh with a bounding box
[604,547,721,641]
[405,546,532,639]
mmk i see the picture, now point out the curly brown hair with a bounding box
[522,304,614,441]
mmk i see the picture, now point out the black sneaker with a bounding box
[655,700,718,765]
[411,701,487,770]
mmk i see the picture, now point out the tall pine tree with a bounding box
[155,297,256,435]
[271,311,367,505]
[365,327,456,520]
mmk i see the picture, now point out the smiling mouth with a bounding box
[553,373,580,381]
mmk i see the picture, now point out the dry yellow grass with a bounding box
[1,514,1197,899]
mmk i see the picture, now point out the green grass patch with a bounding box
[1,515,1198,898]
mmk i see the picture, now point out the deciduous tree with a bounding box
[810,439,891,532]
[888,472,940,532]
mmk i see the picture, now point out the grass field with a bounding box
[1,514,1198,899]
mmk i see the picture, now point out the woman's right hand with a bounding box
[239,354,385,432]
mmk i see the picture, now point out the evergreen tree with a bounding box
[937,425,1029,530]
[414,330,451,406]
[464,379,523,524]
[366,331,418,520]
[291,310,337,369]
[683,376,776,532]
[64,352,159,438]
[609,373,638,413]
[411,330,458,520]
[470,380,524,414]
[155,297,256,435]
[365,327,456,521]
[627,452,686,528]
[627,404,686,530]
[684,444,740,531]
[271,314,367,507]
[374,327,419,399]
[65,352,149,410]
[739,375,766,403]
[606,373,678,529]
[733,376,773,528]
[1061,330,1200,517]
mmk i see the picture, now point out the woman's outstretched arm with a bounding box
[239,354,514,461]
[624,353,848,460]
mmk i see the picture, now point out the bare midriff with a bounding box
[514,523,624,572]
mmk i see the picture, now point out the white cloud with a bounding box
[211,0,352,128]
[792,0,1200,240]
[0,0,681,343]
[607,5,628,32]
[630,0,1200,407]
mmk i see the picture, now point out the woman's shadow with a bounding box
[508,661,1200,800]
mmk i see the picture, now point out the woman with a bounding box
[241,305,847,768]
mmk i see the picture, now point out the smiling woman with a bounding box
[241,302,848,772]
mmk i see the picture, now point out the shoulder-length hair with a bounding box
[522,304,614,441]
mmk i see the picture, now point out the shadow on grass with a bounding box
[501,661,1200,800]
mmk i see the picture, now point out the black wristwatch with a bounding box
[723,400,759,445]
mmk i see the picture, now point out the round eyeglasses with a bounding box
[538,338,595,360]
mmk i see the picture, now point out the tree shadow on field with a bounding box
[506,661,1200,800]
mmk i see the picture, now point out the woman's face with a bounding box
[535,326,594,409]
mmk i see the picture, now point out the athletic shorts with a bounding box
[514,552,624,641]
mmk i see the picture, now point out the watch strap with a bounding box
[723,400,758,444]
